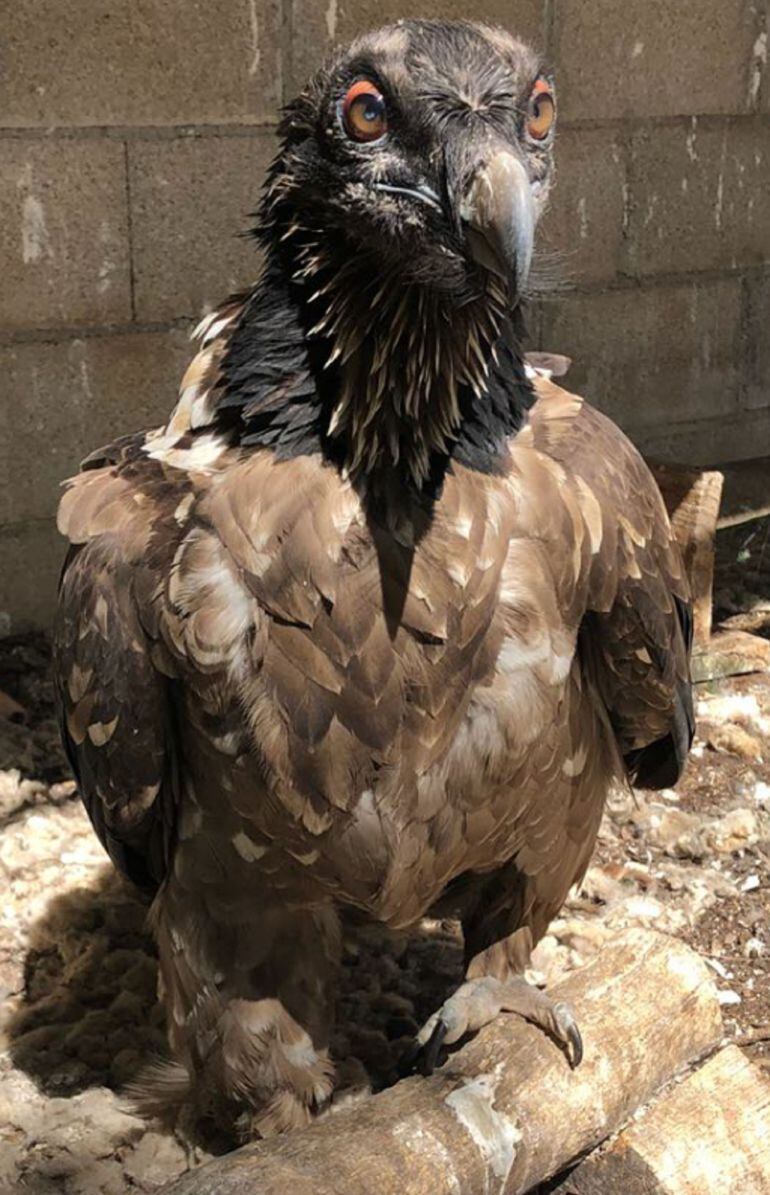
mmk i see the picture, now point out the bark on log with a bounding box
[552,1045,770,1193]
[161,930,722,1195]
[691,627,770,683]
[649,464,724,649]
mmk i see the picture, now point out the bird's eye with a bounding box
[342,81,388,143]
[526,81,555,141]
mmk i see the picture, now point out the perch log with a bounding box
[553,1044,770,1193]
[649,463,724,650]
[691,628,770,683]
[161,929,722,1195]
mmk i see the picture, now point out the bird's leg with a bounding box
[413,865,582,1074]
[147,881,341,1141]
[414,968,582,1076]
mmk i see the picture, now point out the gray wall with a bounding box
[1,0,768,632]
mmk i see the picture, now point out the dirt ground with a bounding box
[1,516,769,1194]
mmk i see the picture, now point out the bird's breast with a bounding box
[171,449,588,921]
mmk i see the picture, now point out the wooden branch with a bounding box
[691,628,770,683]
[161,930,722,1195]
[649,464,724,649]
[553,1045,770,1193]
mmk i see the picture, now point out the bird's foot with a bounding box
[322,1056,372,1116]
[412,974,583,1075]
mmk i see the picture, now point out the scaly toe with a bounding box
[411,976,584,1075]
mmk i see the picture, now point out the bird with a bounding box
[53,19,693,1139]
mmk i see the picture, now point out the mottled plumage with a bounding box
[54,20,692,1137]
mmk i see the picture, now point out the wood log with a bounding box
[160,930,722,1195]
[649,464,724,649]
[691,627,770,683]
[551,1045,770,1193]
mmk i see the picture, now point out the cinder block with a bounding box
[0,139,130,331]
[537,279,743,436]
[745,272,770,411]
[129,132,274,322]
[0,328,194,527]
[623,120,770,277]
[0,0,282,128]
[0,520,65,635]
[551,0,760,121]
[539,127,626,285]
[635,407,770,467]
[287,0,546,98]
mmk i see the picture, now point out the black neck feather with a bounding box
[217,244,535,499]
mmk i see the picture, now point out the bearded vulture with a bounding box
[53,20,693,1138]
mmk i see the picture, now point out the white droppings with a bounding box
[79,358,93,403]
[247,0,260,75]
[621,177,630,235]
[749,31,767,106]
[97,219,118,294]
[718,989,742,1007]
[444,1070,520,1191]
[325,0,337,41]
[577,194,588,240]
[685,116,699,162]
[714,128,727,231]
[21,194,52,264]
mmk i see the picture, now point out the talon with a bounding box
[552,1000,583,1067]
[421,1017,449,1076]
[568,1021,583,1068]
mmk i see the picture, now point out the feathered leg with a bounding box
[135,879,340,1139]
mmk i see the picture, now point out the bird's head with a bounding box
[263,20,555,305]
[242,21,556,494]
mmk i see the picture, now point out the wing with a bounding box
[530,381,694,790]
[53,446,180,894]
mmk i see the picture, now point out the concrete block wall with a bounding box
[1,0,768,632]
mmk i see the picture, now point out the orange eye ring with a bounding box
[342,80,388,142]
[526,80,555,141]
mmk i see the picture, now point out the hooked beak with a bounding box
[460,150,535,293]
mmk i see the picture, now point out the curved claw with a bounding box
[552,1000,583,1068]
[420,1017,449,1076]
[568,1021,583,1068]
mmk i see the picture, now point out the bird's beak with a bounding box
[460,150,534,293]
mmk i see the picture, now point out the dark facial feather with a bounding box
[218,22,552,497]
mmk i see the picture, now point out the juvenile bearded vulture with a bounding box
[54,20,693,1137]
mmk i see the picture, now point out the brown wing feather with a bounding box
[53,442,189,893]
[54,537,177,892]
[529,379,694,789]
